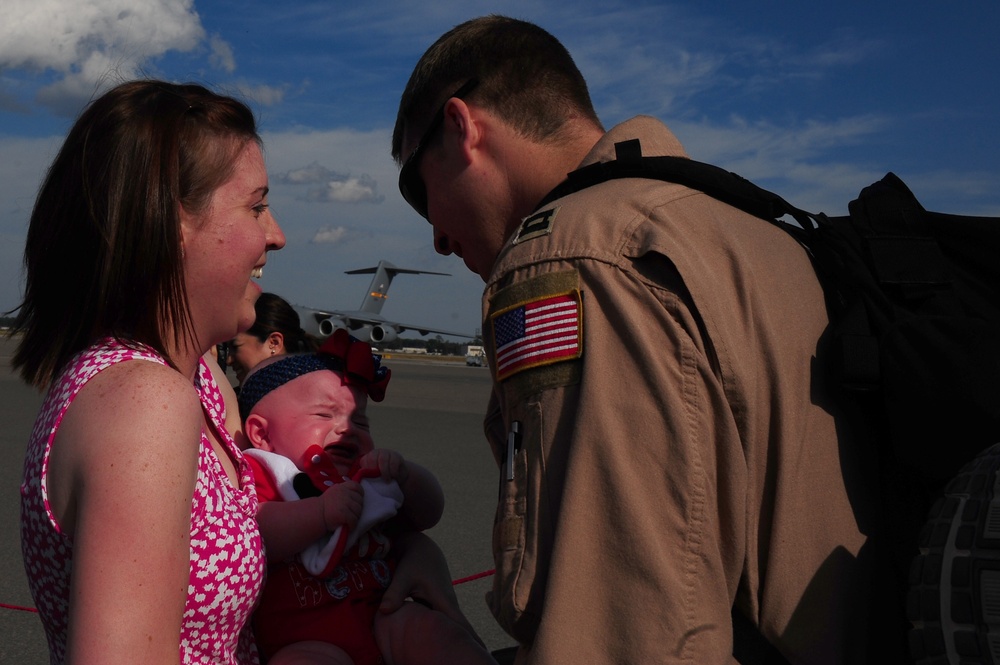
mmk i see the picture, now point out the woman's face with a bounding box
[181,141,285,353]
[227,332,272,384]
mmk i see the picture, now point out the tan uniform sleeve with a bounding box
[486,257,746,664]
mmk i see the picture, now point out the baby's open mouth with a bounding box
[324,442,357,461]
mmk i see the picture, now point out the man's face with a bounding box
[398,82,508,281]
[416,146,498,280]
[248,370,374,476]
[398,79,479,221]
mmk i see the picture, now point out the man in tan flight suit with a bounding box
[392,15,899,665]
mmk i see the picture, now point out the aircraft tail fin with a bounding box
[346,260,450,315]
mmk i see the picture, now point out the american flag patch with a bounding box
[492,291,582,381]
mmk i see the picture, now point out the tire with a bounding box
[909,441,1000,664]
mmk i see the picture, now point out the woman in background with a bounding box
[227,292,319,385]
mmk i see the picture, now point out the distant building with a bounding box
[401,347,428,355]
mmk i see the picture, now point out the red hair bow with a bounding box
[317,328,391,402]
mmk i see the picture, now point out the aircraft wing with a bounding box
[294,305,472,342]
[383,318,474,339]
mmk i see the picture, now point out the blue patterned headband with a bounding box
[237,329,390,422]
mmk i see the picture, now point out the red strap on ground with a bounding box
[452,569,495,585]
[0,601,38,613]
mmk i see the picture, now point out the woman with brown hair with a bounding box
[13,79,285,664]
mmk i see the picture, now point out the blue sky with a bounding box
[1,0,997,340]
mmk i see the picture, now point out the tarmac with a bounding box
[0,336,517,663]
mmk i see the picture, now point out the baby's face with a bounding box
[252,370,374,476]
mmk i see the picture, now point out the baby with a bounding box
[238,329,495,665]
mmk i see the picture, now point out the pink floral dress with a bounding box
[20,339,265,664]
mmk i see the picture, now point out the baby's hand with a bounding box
[320,480,363,532]
[359,449,410,487]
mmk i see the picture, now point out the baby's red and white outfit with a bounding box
[246,445,404,665]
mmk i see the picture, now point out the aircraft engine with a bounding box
[318,317,348,337]
[369,325,398,344]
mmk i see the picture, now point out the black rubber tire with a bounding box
[909,441,1000,664]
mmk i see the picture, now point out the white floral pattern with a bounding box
[20,339,265,664]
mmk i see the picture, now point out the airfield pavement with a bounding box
[0,336,517,663]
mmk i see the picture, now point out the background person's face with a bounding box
[228,332,270,383]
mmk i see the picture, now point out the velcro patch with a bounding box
[513,207,558,244]
[491,288,582,381]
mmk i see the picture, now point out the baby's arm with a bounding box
[359,449,444,531]
[257,480,363,562]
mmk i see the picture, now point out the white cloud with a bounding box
[668,114,892,214]
[0,0,208,114]
[1,0,205,70]
[209,33,236,74]
[276,161,335,185]
[235,82,286,107]
[275,161,384,204]
[307,175,383,204]
[679,114,888,170]
[34,51,134,115]
[312,226,352,244]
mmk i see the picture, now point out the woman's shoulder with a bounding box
[73,340,184,396]
[52,342,203,526]
[83,337,166,362]
[64,344,202,453]
[57,338,166,384]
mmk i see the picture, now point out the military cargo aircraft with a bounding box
[293,260,473,344]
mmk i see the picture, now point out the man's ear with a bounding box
[444,98,481,163]
[244,414,272,451]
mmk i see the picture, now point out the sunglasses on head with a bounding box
[398,79,479,219]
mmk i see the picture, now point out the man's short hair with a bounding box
[392,15,602,162]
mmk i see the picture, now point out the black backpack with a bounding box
[538,138,1000,664]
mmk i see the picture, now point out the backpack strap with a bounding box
[537,138,820,238]
[538,141,876,383]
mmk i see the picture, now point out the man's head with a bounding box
[392,16,603,279]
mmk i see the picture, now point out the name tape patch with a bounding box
[491,290,582,381]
